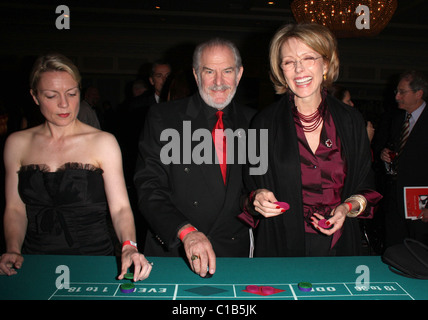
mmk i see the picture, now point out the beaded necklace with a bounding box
[293,108,323,132]
[291,89,327,132]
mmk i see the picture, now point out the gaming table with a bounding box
[0,255,428,300]
[0,255,427,301]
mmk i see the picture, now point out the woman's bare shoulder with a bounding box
[3,126,44,168]
[85,127,117,145]
[5,125,42,146]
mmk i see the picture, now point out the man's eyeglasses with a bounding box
[394,89,414,95]
[280,56,323,71]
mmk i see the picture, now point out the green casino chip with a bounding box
[120,283,135,293]
[124,272,134,280]
[297,282,313,292]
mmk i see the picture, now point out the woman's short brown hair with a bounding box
[269,23,339,95]
[29,53,81,93]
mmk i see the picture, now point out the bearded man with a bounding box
[134,38,256,277]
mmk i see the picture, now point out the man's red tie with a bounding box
[212,110,226,184]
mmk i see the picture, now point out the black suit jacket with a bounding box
[117,90,157,184]
[134,93,256,257]
[390,105,428,215]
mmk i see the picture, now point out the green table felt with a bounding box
[0,255,427,300]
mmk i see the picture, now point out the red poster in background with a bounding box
[403,187,428,220]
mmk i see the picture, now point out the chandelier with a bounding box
[291,0,398,38]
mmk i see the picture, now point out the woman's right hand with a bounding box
[0,252,24,276]
[252,189,286,218]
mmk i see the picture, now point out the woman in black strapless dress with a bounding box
[0,53,152,281]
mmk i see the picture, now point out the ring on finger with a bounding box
[191,255,199,261]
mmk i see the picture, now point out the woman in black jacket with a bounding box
[242,23,382,257]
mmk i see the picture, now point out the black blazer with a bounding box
[244,94,377,256]
[390,105,428,215]
[134,93,256,257]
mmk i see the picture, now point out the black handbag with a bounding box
[381,238,428,279]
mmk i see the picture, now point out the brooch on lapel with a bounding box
[325,139,333,148]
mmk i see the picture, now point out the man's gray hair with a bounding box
[400,70,428,100]
[192,38,242,74]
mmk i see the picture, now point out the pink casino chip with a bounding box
[318,219,332,229]
[274,201,290,211]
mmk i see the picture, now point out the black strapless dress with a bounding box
[18,162,115,255]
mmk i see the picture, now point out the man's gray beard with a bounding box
[199,85,236,110]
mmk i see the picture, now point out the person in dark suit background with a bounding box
[148,60,171,104]
[117,62,171,187]
[379,70,428,247]
[78,85,101,129]
[134,38,255,277]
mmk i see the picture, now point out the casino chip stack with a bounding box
[297,282,312,292]
[120,273,135,293]
[244,285,282,296]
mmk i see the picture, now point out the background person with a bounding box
[77,85,101,129]
[330,84,375,143]
[379,70,428,247]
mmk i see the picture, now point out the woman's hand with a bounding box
[0,252,24,276]
[311,203,348,235]
[252,189,286,218]
[119,246,152,282]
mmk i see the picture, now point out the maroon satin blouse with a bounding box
[295,107,346,234]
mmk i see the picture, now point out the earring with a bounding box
[323,74,327,81]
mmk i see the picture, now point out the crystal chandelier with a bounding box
[291,0,398,37]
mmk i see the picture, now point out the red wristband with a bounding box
[179,226,197,241]
[344,202,352,212]
[122,240,137,249]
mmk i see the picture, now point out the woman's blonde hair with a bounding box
[29,53,81,93]
[269,23,339,95]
